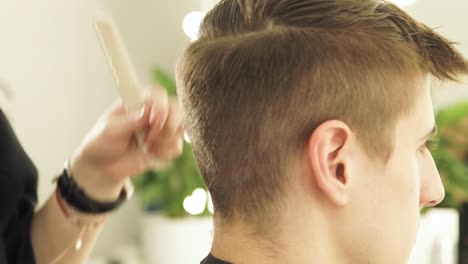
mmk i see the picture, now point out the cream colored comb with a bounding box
[94,17,145,112]
[94,16,149,198]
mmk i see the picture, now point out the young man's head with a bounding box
[176,0,468,263]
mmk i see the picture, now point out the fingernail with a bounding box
[157,114,165,130]
[138,107,146,118]
[131,107,145,121]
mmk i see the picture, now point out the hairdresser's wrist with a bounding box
[69,154,125,203]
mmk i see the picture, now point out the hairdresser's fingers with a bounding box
[146,97,180,145]
[144,88,170,143]
[148,136,184,161]
[148,87,169,125]
[161,98,182,137]
[110,103,151,138]
[148,125,184,159]
[152,125,184,146]
[106,88,149,117]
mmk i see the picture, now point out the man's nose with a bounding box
[419,156,445,208]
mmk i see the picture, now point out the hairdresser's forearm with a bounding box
[31,193,106,264]
[31,155,122,264]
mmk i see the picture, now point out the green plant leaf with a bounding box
[153,68,177,96]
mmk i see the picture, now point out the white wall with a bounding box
[0,0,118,205]
[406,0,468,109]
[99,0,199,84]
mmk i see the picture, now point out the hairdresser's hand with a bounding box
[69,87,184,202]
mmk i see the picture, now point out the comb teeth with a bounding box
[94,17,145,112]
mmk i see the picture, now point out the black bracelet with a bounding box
[56,168,128,214]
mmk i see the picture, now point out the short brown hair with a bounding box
[176,0,468,223]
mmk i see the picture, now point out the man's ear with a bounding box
[307,120,353,206]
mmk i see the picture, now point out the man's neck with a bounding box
[210,214,347,264]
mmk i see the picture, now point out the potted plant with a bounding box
[133,68,213,264]
[431,101,468,264]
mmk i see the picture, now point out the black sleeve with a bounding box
[0,109,38,264]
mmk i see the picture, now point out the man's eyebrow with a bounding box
[421,125,438,141]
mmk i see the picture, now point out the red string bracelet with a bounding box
[55,186,70,219]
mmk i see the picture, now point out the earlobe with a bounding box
[307,120,352,206]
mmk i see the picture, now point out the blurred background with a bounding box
[0,0,467,263]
